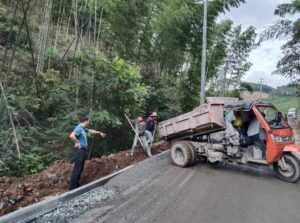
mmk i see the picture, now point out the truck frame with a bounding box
[158,100,300,183]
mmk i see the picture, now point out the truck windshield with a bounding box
[256,106,290,129]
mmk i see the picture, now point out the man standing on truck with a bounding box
[247,112,266,142]
[145,112,158,146]
[131,115,152,157]
[69,114,107,190]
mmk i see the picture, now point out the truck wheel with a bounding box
[273,154,300,183]
[171,141,193,167]
[186,142,196,166]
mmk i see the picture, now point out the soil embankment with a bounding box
[0,142,171,216]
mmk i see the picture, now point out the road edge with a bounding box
[0,165,133,223]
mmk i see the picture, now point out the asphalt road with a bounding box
[72,151,300,223]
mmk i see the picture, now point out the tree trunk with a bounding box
[65,9,72,39]
[94,0,97,46]
[0,81,21,158]
[36,0,52,74]
[96,7,104,54]
[2,2,17,68]
[54,5,64,50]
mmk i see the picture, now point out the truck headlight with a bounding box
[271,135,283,143]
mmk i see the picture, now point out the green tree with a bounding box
[208,23,257,97]
[261,0,300,96]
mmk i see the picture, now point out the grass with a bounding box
[263,97,300,114]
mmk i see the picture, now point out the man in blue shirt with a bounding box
[69,115,106,190]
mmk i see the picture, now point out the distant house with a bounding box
[241,90,270,101]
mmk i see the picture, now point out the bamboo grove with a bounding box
[0,0,274,176]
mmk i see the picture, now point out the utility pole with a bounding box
[259,78,264,99]
[200,0,208,105]
[221,60,229,97]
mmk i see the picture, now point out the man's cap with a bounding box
[150,112,158,117]
[80,114,89,122]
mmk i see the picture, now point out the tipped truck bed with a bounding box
[158,103,226,140]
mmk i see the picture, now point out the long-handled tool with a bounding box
[88,136,95,160]
[124,114,147,151]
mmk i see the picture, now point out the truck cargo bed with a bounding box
[158,104,226,140]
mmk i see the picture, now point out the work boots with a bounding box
[146,147,152,157]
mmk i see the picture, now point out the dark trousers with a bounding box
[249,134,260,142]
[69,148,87,190]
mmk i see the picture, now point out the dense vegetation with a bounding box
[1,0,255,176]
[264,97,300,115]
[243,82,274,94]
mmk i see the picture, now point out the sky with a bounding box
[219,0,292,88]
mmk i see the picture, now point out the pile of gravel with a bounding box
[34,187,116,223]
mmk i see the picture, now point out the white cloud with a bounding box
[218,0,292,88]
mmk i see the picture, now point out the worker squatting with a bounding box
[69,113,158,190]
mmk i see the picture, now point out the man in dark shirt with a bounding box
[69,115,106,190]
[145,112,158,146]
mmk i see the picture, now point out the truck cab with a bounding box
[251,102,295,163]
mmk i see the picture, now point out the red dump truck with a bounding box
[158,100,300,183]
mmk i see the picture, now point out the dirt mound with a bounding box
[0,141,171,216]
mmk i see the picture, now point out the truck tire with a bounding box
[273,154,300,183]
[171,141,193,167]
[186,142,196,166]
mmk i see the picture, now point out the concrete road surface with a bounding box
[72,151,300,223]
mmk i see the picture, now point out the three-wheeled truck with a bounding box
[158,100,300,183]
